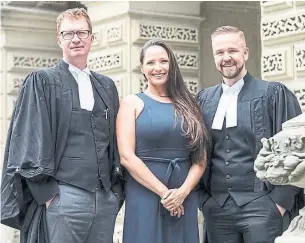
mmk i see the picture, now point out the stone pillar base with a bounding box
[275,235,305,243]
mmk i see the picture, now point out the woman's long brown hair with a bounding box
[140,39,211,164]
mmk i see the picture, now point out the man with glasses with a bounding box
[1,8,124,243]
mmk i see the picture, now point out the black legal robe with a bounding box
[1,60,124,243]
[197,72,304,215]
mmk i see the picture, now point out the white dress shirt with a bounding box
[211,78,245,130]
[64,60,95,111]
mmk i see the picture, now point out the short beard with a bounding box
[220,63,244,79]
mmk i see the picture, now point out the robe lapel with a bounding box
[55,60,73,163]
[206,85,222,130]
[90,74,111,109]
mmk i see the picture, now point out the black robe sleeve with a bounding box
[110,79,125,203]
[266,82,303,211]
[7,71,58,206]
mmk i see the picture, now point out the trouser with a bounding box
[203,194,290,243]
[45,182,120,243]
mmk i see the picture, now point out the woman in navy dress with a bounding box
[116,39,210,243]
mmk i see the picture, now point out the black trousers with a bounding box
[203,194,289,243]
[45,183,120,243]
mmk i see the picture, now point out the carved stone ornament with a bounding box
[175,52,198,69]
[254,114,305,242]
[8,78,24,96]
[292,88,305,111]
[262,47,293,80]
[12,56,60,69]
[262,52,284,75]
[184,79,199,96]
[88,52,122,71]
[295,46,305,72]
[107,25,122,43]
[261,13,305,40]
[139,24,198,43]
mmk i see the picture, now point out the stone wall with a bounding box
[260,1,305,110]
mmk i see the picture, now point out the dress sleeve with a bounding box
[266,83,303,210]
[7,71,58,205]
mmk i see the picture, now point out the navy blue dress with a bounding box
[123,93,200,243]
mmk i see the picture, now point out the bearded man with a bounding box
[197,25,304,243]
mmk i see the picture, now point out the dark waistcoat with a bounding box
[210,119,269,207]
[55,76,110,191]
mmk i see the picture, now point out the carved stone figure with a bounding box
[254,114,305,243]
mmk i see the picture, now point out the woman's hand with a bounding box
[170,204,185,218]
[161,187,190,211]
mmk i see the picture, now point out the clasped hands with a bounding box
[160,187,189,218]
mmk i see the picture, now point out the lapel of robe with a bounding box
[90,73,115,166]
[55,60,73,164]
[205,84,222,130]
[90,73,111,110]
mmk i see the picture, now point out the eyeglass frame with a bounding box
[60,30,91,40]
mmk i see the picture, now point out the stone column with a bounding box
[0,2,65,242]
[83,1,203,242]
[260,1,305,110]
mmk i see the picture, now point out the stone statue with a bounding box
[254,114,305,243]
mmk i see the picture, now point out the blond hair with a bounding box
[211,25,246,43]
[56,8,92,35]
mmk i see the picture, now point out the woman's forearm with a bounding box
[121,154,168,197]
[180,162,206,195]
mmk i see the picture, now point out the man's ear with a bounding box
[57,37,62,47]
[91,34,94,42]
[244,47,249,61]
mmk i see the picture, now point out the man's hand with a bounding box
[45,196,56,209]
[276,203,286,216]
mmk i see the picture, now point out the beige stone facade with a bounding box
[0,1,304,243]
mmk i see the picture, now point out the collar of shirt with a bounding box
[62,58,92,77]
[211,78,245,130]
[222,77,244,95]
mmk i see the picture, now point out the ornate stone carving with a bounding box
[262,52,284,74]
[184,79,199,95]
[92,31,101,46]
[262,48,293,80]
[107,25,122,43]
[292,88,305,111]
[110,77,123,99]
[175,52,198,69]
[295,46,305,72]
[261,12,305,41]
[12,56,60,69]
[139,24,198,43]
[88,52,122,72]
[254,134,305,187]
[139,76,148,92]
[254,114,305,243]
[8,78,23,96]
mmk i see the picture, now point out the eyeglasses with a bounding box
[60,30,91,40]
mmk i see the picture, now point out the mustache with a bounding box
[221,62,236,67]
